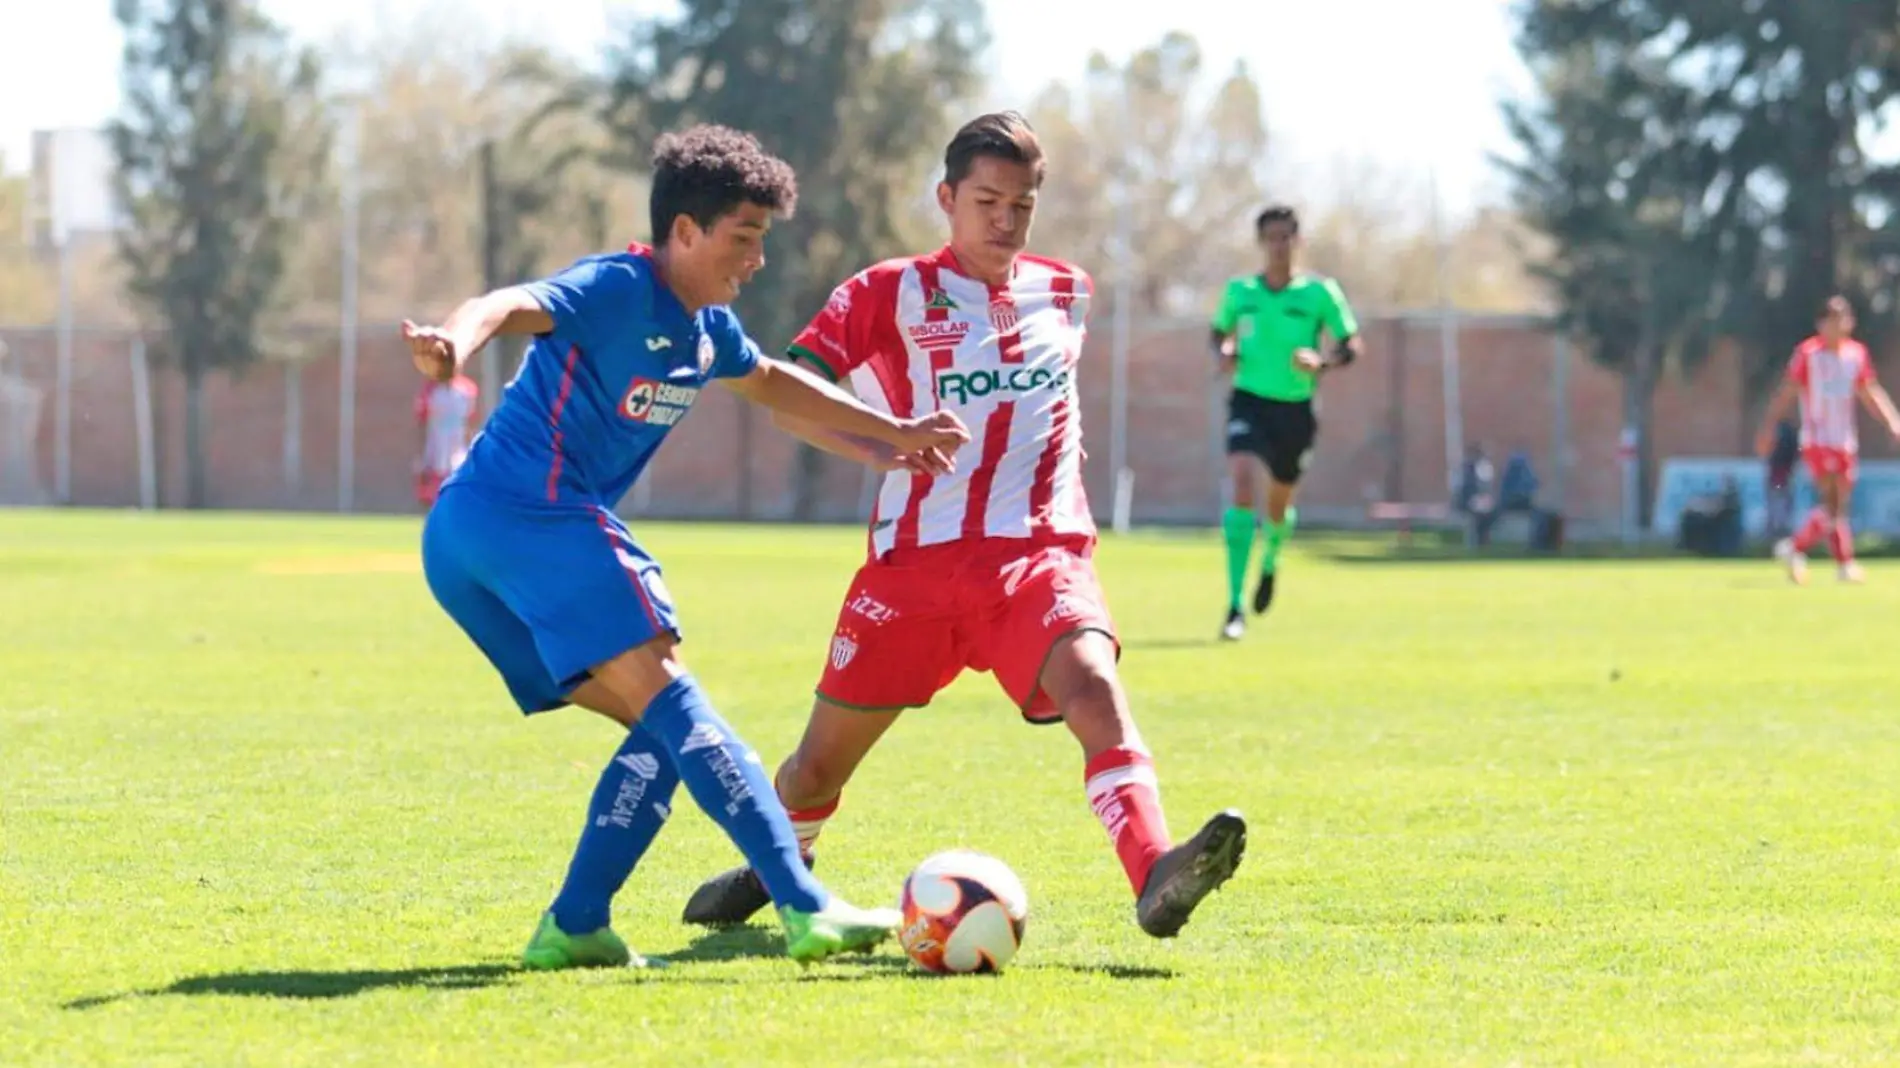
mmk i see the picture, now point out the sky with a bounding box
[0,0,1530,220]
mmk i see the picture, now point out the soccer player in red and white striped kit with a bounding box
[679,112,1246,939]
[1757,295,1900,584]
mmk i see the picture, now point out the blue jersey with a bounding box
[446,247,761,507]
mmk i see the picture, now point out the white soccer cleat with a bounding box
[1839,562,1865,584]
[1774,538,1808,586]
[1220,609,1245,642]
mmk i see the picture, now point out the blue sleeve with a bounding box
[519,257,644,353]
[704,308,762,381]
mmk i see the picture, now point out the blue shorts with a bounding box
[421,485,681,714]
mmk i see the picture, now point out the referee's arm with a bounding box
[1210,281,1241,373]
[1319,277,1363,371]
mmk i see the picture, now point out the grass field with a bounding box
[5,509,1900,1067]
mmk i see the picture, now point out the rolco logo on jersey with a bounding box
[935,365,1072,404]
[621,377,699,426]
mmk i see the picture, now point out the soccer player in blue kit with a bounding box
[404,125,971,969]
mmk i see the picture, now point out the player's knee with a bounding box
[1227,461,1257,507]
[577,637,687,725]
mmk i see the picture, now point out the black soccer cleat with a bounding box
[1136,809,1247,939]
[681,853,815,927]
[1251,569,1277,615]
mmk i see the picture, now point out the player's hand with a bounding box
[1295,348,1325,373]
[878,447,955,477]
[403,320,459,383]
[1216,337,1237,377]
[892,411,971,460]
[1753,429,1774,458]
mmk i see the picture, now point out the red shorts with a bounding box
[1803,446,1857,483]
[817,536,1118,723]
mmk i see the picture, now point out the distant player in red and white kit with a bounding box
[1756,295,1900,583]
[415,372,479,507]
[680,112,1246,939]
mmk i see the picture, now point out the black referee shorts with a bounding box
[1225,391,1317,485]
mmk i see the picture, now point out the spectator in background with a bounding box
[1454,442,1497,546]
[1499,449,1539,512]
[1765,417,1799,539]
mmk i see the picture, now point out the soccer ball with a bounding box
[898,849,1029,974]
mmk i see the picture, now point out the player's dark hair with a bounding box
[943,111,1045,188]
[1255,205,1300,235]
[648,124,798,247]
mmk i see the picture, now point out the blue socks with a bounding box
[550,724,679,935]
[637,675,828,915]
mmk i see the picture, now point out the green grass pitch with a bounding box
[4,510,1900,1066]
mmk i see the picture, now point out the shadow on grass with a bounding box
[1025,962,1178,981]
[65,964,519,1008]
[650,926,1180,982]
[64,933,1177,1008]
[659,923,785,964]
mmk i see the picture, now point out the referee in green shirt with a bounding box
[1209,205,1364,641]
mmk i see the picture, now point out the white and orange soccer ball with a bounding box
[897,849,1029,974]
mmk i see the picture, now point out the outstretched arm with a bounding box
[724,357,969,464]
[1860,380,1900,441]
[766,373,946,475]
[403,288,551,382]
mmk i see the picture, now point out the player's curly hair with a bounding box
[649,124,798,247]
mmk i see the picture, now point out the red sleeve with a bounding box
[787,273,875,382]
[1856,343,1877,387]
[789,263,910,383]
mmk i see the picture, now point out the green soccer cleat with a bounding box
[521,911,651,971]
[778,899,902,964]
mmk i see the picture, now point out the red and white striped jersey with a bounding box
[789,246,1094,559]
[1788,336,1876,452]
[415,374,479,474]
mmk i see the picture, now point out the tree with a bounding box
[1509,0,1900,424]
[1501,26,1737,518]
[109,0,331,508]
[1026,34,1269,318]
[303,11,640,329]
[0,160,56,324]
[1664,1,1900,411]
[573,0,988,516]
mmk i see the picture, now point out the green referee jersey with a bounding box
[1211,273,1359,403]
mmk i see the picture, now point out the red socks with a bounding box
[1793,508,1830,554]
[1084,747,1172,894]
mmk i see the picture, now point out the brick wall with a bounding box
[3,318,1893,528]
